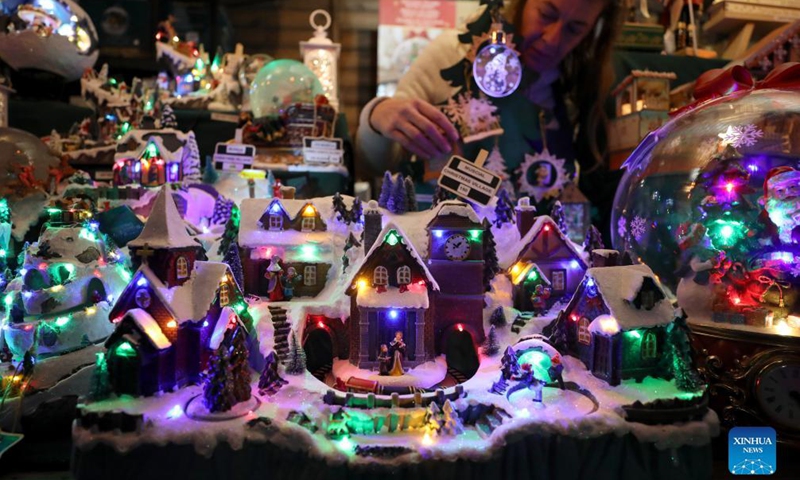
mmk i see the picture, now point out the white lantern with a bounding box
[299,9,340,111]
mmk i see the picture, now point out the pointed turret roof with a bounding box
[128,186,198,249]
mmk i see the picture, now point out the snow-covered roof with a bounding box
[356,283,429,309]
[431,200,482,224]
[209,306,237,350]
[592,249,618,258]
[157,262,230,323]
[384,200,481,259]
[128,186,199,249]
[588,314,621,337]
[27,225,108,265]
[359,222,440,291]
[513,215,587,267]
[115,128,190,163]
[238,197,335,248]
[123,308,171,350]
[586,264,676,331]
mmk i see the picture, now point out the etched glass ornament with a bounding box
[472,24,522,98]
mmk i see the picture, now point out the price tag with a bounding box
[437,150,500,206]
[302,137,344,164]
[213,143,255,172]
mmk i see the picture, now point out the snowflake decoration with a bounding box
[719,124,764,148]
[617,217,627,240]
[516,149,568,201]
[442,93,504,143]
[730,458,774,475]
[631,216,648,241]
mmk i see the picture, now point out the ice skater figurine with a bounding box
[264,256,284,302]
[548,354,565,390]
[506,363,544,406]
[378,344,391,376]
[389,331,406,376]
[282,267,302,300]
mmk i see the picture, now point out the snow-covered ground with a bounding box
[331,356,448,388]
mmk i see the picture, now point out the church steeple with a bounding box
[128,186,203,287]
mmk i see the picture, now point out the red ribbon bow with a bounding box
[672,62,800,117]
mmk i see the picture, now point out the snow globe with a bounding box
[249,59,325,119]
[612,64,800,440]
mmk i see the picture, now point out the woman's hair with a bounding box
[505,0,624,172]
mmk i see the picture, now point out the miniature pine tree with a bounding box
[431,184,451,208]
[493,189,515,227]
[483,145,515,199]
[349,197,363,224]
[489,306,506,327]
[285,331,307,375]
[229,327,252,403]
[500,346,520,380]
[378,171,393,208]
[223,243,245,291]
[404,176,418,212]
[160,104,178,129]
[550,201,567,233]
[482,325,500,356]
[583,224,604,254]
[88,352,112,401]
[440,400,464,435]
[665,317,704,391]
[202,156,219,184]
[482,219,500,292]
[332,192,348,223]
[211,197,234,225]
[203,344,236,413]
[217,205,240,256]
[258,351,286,391]
[181,132,202,182]
[389,175,407,214]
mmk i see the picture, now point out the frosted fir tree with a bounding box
[482,325,500,356]
[482,219,500,292]
[223,243,244,291]
[500,346,520,380]
[229,327,252,403]
[88,352,112,401]
[203,344,236,413]
[258,351,287,394]
[583,225,604,255]
[388,175,407,214]
[349,197,363,225]
[217,205,240,256]
[211,197,234,225]
[160,104,178,129]
[483,145,515,199]
[378,171,393,208]
[181,132,202,182]
[440,400,464,435]
[489,306,507,327]
[663,316,704,392]
[550,201,567,233]
[331,192,348,223]
[404,176,418,212]
[493,189,515,227]
[202,156,219,184]
[285,331,307,375]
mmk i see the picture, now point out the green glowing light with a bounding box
[145,143,158,158]
[710,219,746,248]
[3,293,13,307]
[626,330,642,339]
[515,349,551,381]
[233,302,246,314]
[195,58,205,70]
[527,269,538,281]
[55,316,70,327]
[64,263,75,274]
[468,230,481,241]
[47,208,61,215]
[115,341,137,357]
[336,436,355,453]
[384,230,400,246]
[0,249,5,258]
[300,244,318,261]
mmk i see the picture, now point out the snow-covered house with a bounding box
[547,264,678,386]
[105,188,248,396]
[238,197,334,298]
[508,213,588,310]
[113,128,201,186]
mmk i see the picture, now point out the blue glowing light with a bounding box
[388,309,398,320]
[270,203,282,214]
[19,268,28,276]
[570,260,580,269]
[136,277,148,287]
[586,278,595,288]
[433,230,444,238]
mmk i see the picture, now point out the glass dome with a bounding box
[249,59,324,119]
[612,82,800,336]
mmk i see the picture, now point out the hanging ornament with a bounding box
[517,149,569,202]
[472,22,522,98]
[442,92,504,143]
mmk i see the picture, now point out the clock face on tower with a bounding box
[444,233,470,261]
[755,361,800,432]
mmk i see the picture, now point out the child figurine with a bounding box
[530,284,551,316]
[378,344,391,376]
[282,267,302,300]
[548,354,565,390]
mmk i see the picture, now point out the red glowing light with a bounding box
[544,225,551,232]
[112,316,123,323]
[317,321,324,328]
[732,296,741,305]
[38,262,47,270]
[570,314,579,322]
[457,324,464,332]
[725,182,734,193]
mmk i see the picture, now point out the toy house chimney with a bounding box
[515,197,537,238]
[362,200,383,252]
[590,249,620,268]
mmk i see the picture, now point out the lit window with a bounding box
[374,266,388,285]
[219,283,230,306]
[304,266,317,286]
[397,266,411,285]
[301,217,315,232]
[551,270,566,292]
[135,288,151,308]
[269,215,283,231]
[578,317,591,345]
[642,331,657,359]
[176,256,189,279]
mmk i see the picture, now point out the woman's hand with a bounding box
[370,98,460,160]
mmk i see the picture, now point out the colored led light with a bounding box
[385,231,400,246]
[527,270,538,281]
[569,260,580,269]
[388,310,398,320]
[433,230,444,238]
[55,316,70,327]
[136,277,148,287]
[468,230,481,241]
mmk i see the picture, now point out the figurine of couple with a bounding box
[264,256,303,301]
[378,331,406,376]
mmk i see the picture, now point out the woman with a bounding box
[357,0,622,218]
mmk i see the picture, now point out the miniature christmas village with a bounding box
[17,168,711,470]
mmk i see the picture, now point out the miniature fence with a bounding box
[322,385,464,409]
[76,409,144,433]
